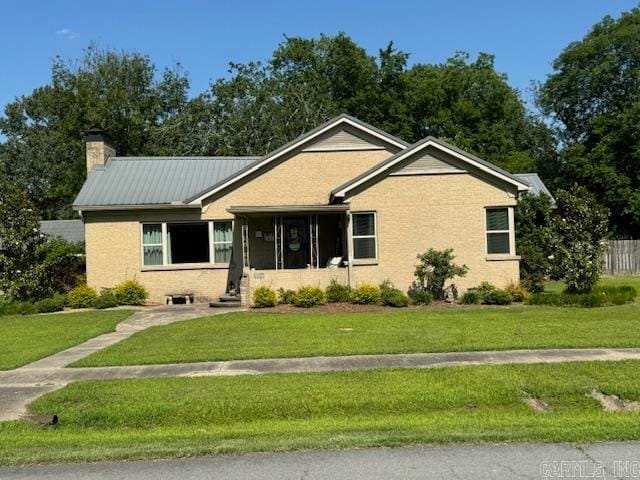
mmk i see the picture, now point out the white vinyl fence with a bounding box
[602,239,640,276]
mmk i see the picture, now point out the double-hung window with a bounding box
[486,208,513,255]
[212,221,233,263]
[141,220,233,267]
[352,212,377,260]
[142,224,164,266]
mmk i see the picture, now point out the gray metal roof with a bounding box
[40,220,85,244]
[73,157,259,208]
[514,173,555,204]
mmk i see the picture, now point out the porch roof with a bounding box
[227,205,349,214]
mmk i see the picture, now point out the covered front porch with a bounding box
[227,205,352,296]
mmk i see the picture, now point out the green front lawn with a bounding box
[3,361,640,465]
[0,310,132,370]
[75,302,640,367]
[544,275,640,294]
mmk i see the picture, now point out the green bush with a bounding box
[379,280,409,307]
[482,290,513,305]
[114,279,148,306]
[526,286,637,308]
[34,294,66,313]
[407,283,434,305]
[95,289,119,309]
[67,284,99,309]
[505,282,529,303]
[0,300,37,316]
[350,284,382,305]
[252,286,277,308]
[414,248,468,299]
[277,288,297,305]
[476,281,497,298]
[293,286,327,308]
[325,279,351,303]
[461,291,482,305]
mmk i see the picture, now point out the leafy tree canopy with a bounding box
[0,45,190,219]
[537,8,640,236]
[0,35,552,219]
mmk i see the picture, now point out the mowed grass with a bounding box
[0,310,132,370]
[545,275,640,294]
[2,361,640,465]
[75,302,640,367]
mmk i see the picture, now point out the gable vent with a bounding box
[302,127,387,152]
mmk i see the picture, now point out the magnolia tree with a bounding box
[0,184,47,300]
[549,186,609,293]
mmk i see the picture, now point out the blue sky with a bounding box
[0,0,638,111]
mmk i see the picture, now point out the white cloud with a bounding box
[55,28,79,40]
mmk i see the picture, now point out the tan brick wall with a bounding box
[249,268,348,302]
[348,172,520,293]
[84,210,230,304]
[202,149,394,218]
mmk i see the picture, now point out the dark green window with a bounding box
[352,212,377,260]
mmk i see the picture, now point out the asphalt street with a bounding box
[2,442,640,479]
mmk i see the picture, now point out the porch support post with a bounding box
[346,211,354,288]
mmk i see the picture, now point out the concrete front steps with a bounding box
[210,294,241,308]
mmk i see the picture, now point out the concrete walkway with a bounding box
[0,305,238,421]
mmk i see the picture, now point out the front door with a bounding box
[283,216,310,269]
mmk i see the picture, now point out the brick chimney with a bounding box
[85,127,116,173]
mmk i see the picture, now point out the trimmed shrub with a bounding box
[293,286,327,308]
[350,284,382,305]
[67,284,98,309]
[277,288,297,305]
[482,290,513,305]
[114,279,148,306]
[34,294,66,313]
[526,286,637,308]
[461,291,482,305]
[252,286,277,308]
[95,289,119,309]
[379,280,409,307]
[326,279,351,303]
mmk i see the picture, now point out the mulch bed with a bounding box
[250,301,459,314]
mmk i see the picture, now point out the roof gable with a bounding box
[331,136,530,200]
[185,114,408,204]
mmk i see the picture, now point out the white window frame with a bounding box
[210,220,234,264]
[485,207,515,256]
[140,223,165,266]
[351,211,378,263]
[140,220,233,269]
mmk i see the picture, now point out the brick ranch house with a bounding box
[73,114,550,306]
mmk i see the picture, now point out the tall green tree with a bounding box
[537,8,640,236]
[178,34,552,170]
[0,45,190,219]
[0,183,47,300]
